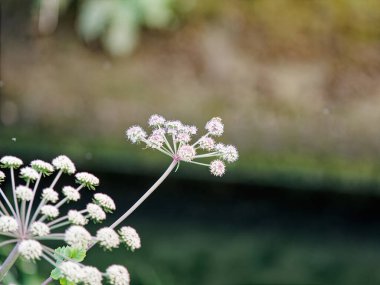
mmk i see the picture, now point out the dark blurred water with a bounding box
[74,171,380,285]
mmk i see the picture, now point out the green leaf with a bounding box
[50,268,62,280]
[50,246,87,284]
[70,247,86,262]
[77,0,115,42]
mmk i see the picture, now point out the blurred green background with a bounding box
[2,0,380,284]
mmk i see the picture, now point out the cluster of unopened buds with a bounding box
[0,115,238,284]
[0,155,139,285]
[127,115,238,176]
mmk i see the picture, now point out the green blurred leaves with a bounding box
[77,0,173,56]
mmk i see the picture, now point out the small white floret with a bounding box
[20,167,39,181]
[82,266,103,285]
[219,145,239,163]
[199,136,215,151]
[106,265,130,285]
[68,210,88,226]
[19,240,43,261]
[75,172,99,189]
[176,132,191,144]
[177,145,196,162]
[0,216,18,232]
[62,186,80,201]
[126,126,147,144]
[15,186,33,201]
[0,156,23,168]
[214,143,225,152]
[31,160,54,175]
[65,226,92,249]
[30,221,50,237]
[187,125,197,135]
[41,205,59,219]
[87,203,106,222]
[147,133,164,149]
[96,227,120,250]
[165,120,183,135]
[52,155,76,174]
[205,117,224,136]
[42,188,59,203]
[119,226,141,251]
[93,193,116,212]
[148,114,166,127]
[60,261,84,283]
[210,160,226,177]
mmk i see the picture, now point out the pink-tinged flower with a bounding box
[148,114,166,127]
[176,132,191,144]
[199,136,215,151]
[165,120,183,135]
[220,144,239,163]
[126,126,147,144]
[148,133,165,149]
[210,160,226,177]
[205,117,224,136]
[177,145,196,162]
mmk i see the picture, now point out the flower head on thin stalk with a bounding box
[126,115,239,176]
[0,155,138,285]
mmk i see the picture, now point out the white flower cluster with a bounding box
[119,226,141,251]
[18,240,43,261]
[52,155,76,174]
[0,154,138,285]
[68,210,88,226]
[15,186,33,201]
[31,160,54,175]
[126,115,239,176]
[30,221,50,237]
[0,156,23,169]
[0,216,18,232]
[65,226,92,249]
[19,167,39,181]
[93,193,116,212]
[96,227,120,250]
[75,172,99,189]
[42,188,59,203]
[58,262,130,285]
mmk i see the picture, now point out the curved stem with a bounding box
[109,160,178,230]
[0,242,20,281]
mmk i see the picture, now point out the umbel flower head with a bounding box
[0,155,140,285]
[126,115,238,176]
